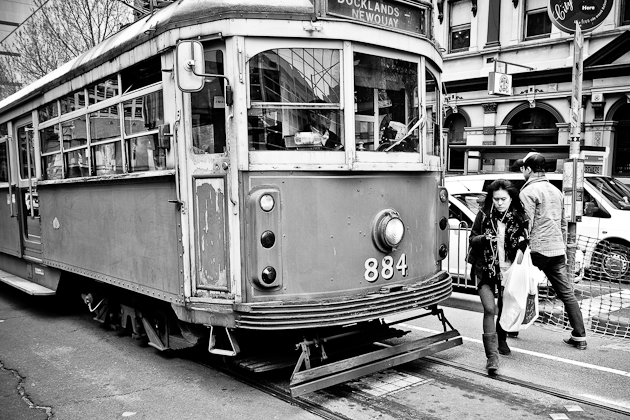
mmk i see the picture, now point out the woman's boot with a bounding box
[482,333,499,374]
[496,323,511,356]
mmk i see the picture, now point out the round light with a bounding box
[384,217,405,248]
[261,266,277,284]
[438,244,448,259]
[259,194,275,212]
[261,230,275,248]
[439,188,448,203]
[439,217,448,230]
[372,209,405,253]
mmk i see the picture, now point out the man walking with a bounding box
[517,152,587,349]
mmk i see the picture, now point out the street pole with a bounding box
[564,23,584,280]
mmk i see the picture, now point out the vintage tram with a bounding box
[0,0,460,395]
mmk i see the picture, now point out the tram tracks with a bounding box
[193,350,630,419]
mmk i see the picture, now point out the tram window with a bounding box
[38,101,59,123]
[88,77,120,105]
[61,116,88,178]
[121,57,162,94]
[424,69,440,157]
[127,134,167,172]
[353,52,418,152]
[191,49,226,154]
[92,142,123,175]
[40,124,63,180]
[61,89,86,114]
[123,91,163,136]
[248,48,343,151]
[90,111,121,142]
[17,125,35,179]
[0,139,7,182]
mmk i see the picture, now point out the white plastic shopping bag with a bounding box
[499,248,544,332]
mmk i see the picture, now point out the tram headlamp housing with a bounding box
[260,230,275,248]
[261,266,277,285]
[260,194,275,212]
[372,209,405,253]
[438,244,448,260]
[439,217,448,230]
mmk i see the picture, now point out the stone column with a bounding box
[482,102,498,170]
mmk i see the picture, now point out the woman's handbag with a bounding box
[499,247,545,332]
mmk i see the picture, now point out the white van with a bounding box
[444,172,630,282]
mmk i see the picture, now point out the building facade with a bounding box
[436,0,630,182]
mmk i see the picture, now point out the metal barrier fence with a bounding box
[445,223,630,340]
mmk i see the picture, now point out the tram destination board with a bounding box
[327,0,427,35]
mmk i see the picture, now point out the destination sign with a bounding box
[328,0,427,35]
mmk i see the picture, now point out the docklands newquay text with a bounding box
[338,0,400,27]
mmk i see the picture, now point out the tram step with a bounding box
[0,269,56,296]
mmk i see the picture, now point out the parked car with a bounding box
[443,172,630,285]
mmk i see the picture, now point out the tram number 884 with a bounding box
[364,254,408,282]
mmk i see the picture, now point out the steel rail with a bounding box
[195,358,353,420]
[424,355,630,417]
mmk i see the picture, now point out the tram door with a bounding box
[15,119,42,262]
[187,45,231,295]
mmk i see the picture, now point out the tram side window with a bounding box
[425,69,440,157]
[88,77,120,105]
[61,89,86,114]
[39,101,59,123]
[90,108,123,175]
[0,138,7,182]
[61,116,88,178]
[17,125,35,179]
[123,91,169,172]
[247,48,344,151]
[121,57,162,94]
[191,49,226,154]
[354,52,418,152]
[40,125,63,180]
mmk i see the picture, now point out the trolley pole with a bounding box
[564,23,584,280]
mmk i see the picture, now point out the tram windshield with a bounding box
[248,48,343,151]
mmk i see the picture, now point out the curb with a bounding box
[442,292,483,313]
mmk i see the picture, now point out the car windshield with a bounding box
[587,177,630,210]
[453,193,485,215]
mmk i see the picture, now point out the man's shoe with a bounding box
[563,337,587,350]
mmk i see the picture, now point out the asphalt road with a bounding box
[0,283,320,420]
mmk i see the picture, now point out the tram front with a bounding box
[174,0,459,396]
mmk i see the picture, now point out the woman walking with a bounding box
[468,179,529,374]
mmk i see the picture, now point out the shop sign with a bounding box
[547,0,613,33]
[328,0,426,35]
[487,72,512,96]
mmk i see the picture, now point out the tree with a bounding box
[0,0,134,100]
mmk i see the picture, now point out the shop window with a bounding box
[449,1,471,52]
[445,113,467,171]
[525,0,552,39]
[509,107,558,171]
[192,49,227,154]
[613,104,630,176]
[248,48,343,151]
[354,52,418,153]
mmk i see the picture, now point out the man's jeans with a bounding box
[530,253,586,338]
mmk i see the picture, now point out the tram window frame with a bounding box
[17,123,35,180]
[0,135,8,183]
[246,42,344,156]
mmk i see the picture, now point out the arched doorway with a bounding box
[444,111,469,171]
[612,103,630,177]
[507,106,560,171]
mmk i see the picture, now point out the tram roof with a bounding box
[0,0,314,116]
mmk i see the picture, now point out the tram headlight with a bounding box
[260,194,275,212]
[372,209,405,253]
[439,216,448,230]
[439,188,448,203]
